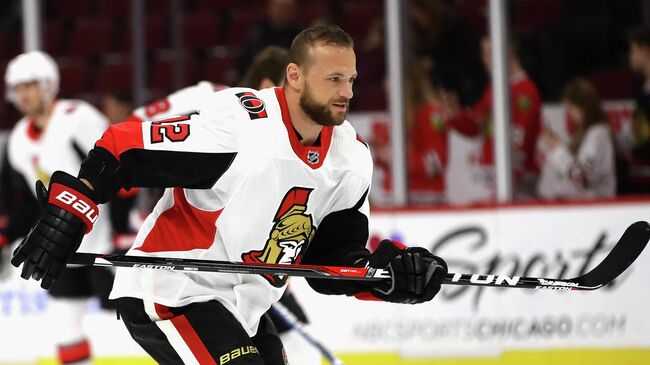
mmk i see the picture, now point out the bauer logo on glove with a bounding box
[50,184,99,232]
[11,170,98,289]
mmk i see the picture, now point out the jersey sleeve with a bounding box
[78,92,239,203]
[72,102,110,154]
[300,189,372,296]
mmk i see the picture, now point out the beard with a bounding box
[299,84,348,126]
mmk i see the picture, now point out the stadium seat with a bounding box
[182,13,221,49]
[301,2,331,25]
[203,55,236,85]
[51,0,93,20]
[146,15,167,50]
[58,58,90,96]
[0,31,6,61]
[5,32,21,59]
[513,0,560,33]
[225,13,264,47]
[195,0,236,12]
[146,0,170,16]
[68,19,114,56]
[96,55,132,94]
[43,21,64,57]
[96,0,130,17]
[340,1,382,41]
[150,56,199,92]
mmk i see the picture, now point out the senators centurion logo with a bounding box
[236,91,267,120]
[242,187,315,287]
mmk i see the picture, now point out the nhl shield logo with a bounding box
[307,150,319,165]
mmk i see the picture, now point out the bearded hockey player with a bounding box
[12,26,448,364]
[121,45,321,363]
[2,51,114,365]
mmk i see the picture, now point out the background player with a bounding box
[11,26,447,364]
[1,51,126,365]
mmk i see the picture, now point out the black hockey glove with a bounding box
[366,239,447,304]
[11,171,98,289]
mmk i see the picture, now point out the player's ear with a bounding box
[285,63,302,90]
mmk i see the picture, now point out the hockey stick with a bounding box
[443,220,650,290]
[70,252,391,281]
[270,302,344,365]
[69,221,650,291]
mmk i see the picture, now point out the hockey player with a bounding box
[12,26,448,364]
[124,45,319,363]
[2,51,113,364]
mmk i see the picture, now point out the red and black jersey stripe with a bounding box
[78,121,236,204]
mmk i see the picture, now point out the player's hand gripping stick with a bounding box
[11,171,98,289]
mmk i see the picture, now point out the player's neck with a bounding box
[285,90,323,146]
[31,100,56,129]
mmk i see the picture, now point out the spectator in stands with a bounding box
[537,78,616,200]
[407,58,459,204]
[625,26,650,193]
[237,0,302,77]
[452,35,542,200]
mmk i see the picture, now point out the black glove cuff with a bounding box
[50,170,97,203]
[78,147,123,204]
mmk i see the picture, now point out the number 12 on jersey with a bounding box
[150,115,191,143]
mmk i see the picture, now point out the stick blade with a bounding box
[577,221,650,288]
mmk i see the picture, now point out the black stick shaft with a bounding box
[69,252,389,281]
[69,221,649,290]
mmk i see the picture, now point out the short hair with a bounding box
[628,26,650,48]
[287,25,354,69]
[239,46,288,88]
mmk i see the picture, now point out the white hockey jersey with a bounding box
[130,81,226,122]
[537,124,616,199]
[101,87,373,335]
[7,99,112,253]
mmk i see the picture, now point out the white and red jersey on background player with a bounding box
[129,81,227,122]
[6,99,112,253]
[101,87,373,335]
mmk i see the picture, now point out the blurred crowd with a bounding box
[383,0,650,205]
[0,0,649,207]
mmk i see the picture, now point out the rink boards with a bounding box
[1,199,649,364]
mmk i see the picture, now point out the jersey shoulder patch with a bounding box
[235,90,268,120]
